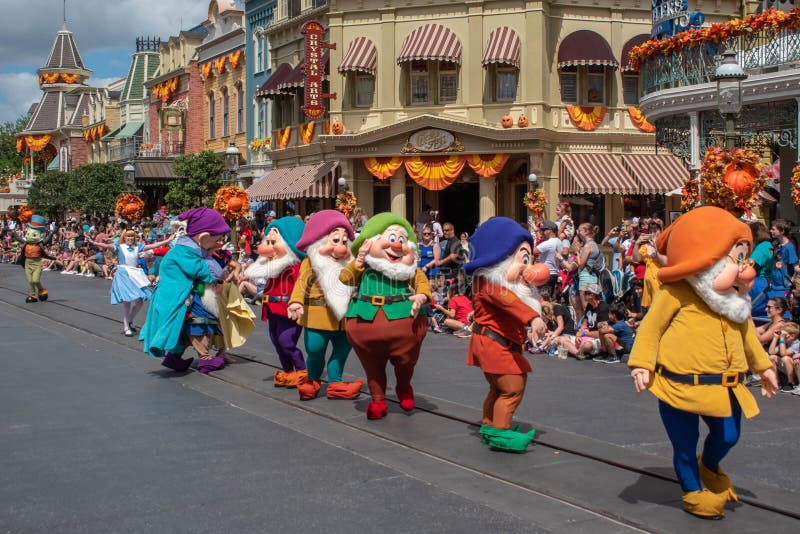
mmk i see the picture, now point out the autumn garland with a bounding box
[336,190,358,218]
[791,163,800,206]
[115,194,145,222]
[629,8,800,72]
[214,186,250,222]
[523,190,548,219]
[682,146,766,215]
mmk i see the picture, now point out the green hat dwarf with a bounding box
[265,216,306,260]
[350,212,415,256]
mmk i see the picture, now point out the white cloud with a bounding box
[0,72,40,124]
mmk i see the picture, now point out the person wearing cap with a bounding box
[533,220,562,293]
[140,208,233,373]
[244,216,308,387]
[339,212,431,420]
[628,206,778,519]
[555,283,609,360]
[464,217,547,452]
[286,210,364,400]
[16,214,54,303]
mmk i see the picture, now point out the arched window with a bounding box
[222,87,229,137]
[482,27,521,102]
[557,31,618,106]
[236,84,244,133]
[397,25,462,106]
[208,91,215,139]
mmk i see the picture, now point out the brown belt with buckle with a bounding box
[656,365,746,387]
[472,324,522,353]
[359,294,408,306]
[305,298,327,307]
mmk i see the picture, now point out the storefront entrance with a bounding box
[438,181,479,236]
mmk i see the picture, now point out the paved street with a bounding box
[1,265,799,532]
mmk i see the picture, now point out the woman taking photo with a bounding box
[574,222,602,320]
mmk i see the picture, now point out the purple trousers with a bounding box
[268,311,305,372]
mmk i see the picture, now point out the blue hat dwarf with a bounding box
[464,217,534,275]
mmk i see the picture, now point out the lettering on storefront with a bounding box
[301,20,336,119]
[651,0,703,39]
[402,128,464,153]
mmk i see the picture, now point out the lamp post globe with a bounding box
[713,49,748,150]
[527,173,537,191]
[225,142,240,174]
[123,162,136,190]
[337,176,347,190]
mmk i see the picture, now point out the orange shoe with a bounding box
[274,370,290,387]
[682,489,727,519]
[698,456,738,502]
[326,379,364,399]
[283,369,308,388]
[298,379,321,400]
[366,400,388,420]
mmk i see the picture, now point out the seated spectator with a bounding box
[425,278,444,333]
[530,297,576,354]
[767,321,800,393]
[436,284,473,337]
[756,297,787,347]
[596,303,634,364]
[555,284,608,359]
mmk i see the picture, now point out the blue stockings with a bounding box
[658,393,742,492]
[303,328,351,382]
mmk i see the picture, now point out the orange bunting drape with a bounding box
[404,155,466,191]
[201,62,213,79]
[152,77,180,102]
[21,134,52,152]
[466,153,510,178]
[16,137,24,153]
[214,56,227,75]
[566,106,607,131]
[39,73,60,85]
[627,107,656,133]
[228,50,243,69]
[61,73,80,84]
[299,121,315,145]
[363,157,403,180]
[276,127,291,149]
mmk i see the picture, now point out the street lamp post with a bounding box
[526,172,538,224]
[337,176,347,191]
[123,162,136,192]
[224,142,241,251]
[714,49,748,151]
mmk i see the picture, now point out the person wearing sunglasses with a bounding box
[418,225,441,279]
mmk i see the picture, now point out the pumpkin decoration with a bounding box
[17,205,33,224]
[500,115,513,128]
[723,164,757,198]
[522,190,548,219]
[213,185,250,222]
[114,194,145,222]
[336,190,358,218]
[517,114,529,128]
[331,120,344,135]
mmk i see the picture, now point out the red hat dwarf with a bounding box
[296,209,355,252]
[656,206,752,284]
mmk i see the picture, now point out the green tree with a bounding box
[166,150,223,212]
[27,170,72,219]
[0,116,28,178]
[67,163,126,216]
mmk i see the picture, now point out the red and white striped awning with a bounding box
[256,63,293,97]
[621,154,690,194]
[559,153,638,195]
[338,37,377,75]
[397,24,462,65]
[620,34,650,72]
[482,27,521,69]
[557,30,618,69]
[247,161,339,201]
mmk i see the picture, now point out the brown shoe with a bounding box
[326,379,364,399]
[698,455,738,502]
[682,489,727,519]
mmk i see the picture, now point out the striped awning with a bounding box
[620,34,650,72]
[557,30,618,69]
[256,63,293,97]
[621,154,690,194]
[559,153,638,195]
[397,24,462,65]
[247,161,339,201]
[338,37,377,75]
[482,27,521,69]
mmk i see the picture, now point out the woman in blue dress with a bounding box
[90,230,173,336]
[418,224,441,279]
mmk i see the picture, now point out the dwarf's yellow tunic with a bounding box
[289,257,344,331]
[628,281,771,418]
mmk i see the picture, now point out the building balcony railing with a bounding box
[639,26,800,96]
[107,137,185,162]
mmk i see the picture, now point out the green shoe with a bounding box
[480,425,535,452]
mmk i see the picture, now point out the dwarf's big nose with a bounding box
[738,264,756,283]
[390,241,404,252]
[332,244,349,258]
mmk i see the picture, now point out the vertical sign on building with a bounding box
[301,20,336,119]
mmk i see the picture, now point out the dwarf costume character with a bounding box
[629,206,777,519]
[288,210,363,400]
[244,216,307,387]
[18,215,53,303]
[340,212,431,420]
[464,217,546,452]
[140,208,234,373]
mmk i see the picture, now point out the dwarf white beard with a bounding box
[365,253,417,281]
[478,256,543,315]
[200,288,219,318]
[307,240,354,320]
[686,257,751,324]
[244,247,300,281]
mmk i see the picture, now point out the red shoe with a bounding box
[366,400,388,419]
[326,379,364,399]
[298,379,321,400]
[396,386,415,411]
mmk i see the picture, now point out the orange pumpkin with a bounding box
[724,165,756,198]
[331,120,344,135]
[517,114,529,128]
[227,197,243,212]
[500,115,513,128]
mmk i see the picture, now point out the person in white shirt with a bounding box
[534,220,563,293]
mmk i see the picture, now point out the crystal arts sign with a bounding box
[301,20,336,119]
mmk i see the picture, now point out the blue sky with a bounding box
[0,0,228,124]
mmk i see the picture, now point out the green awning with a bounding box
[47,155,59,171]
[117,121,144,139]
[101,124,123,140]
